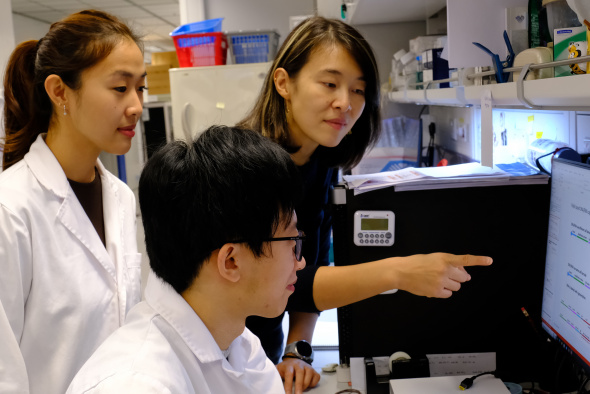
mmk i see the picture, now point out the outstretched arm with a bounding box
[312,253,493,311]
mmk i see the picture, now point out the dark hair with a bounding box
[139,126,303,294]
[238,16,381,170]
[1,9,143,170]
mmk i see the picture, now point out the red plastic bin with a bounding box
[172,32,227,67]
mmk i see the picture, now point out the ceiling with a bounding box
[10,0,180,53]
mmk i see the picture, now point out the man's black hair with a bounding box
[139,125,303,294]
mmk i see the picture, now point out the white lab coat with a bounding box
[0,134,142,394]
[67,272,284,394]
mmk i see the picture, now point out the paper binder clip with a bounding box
[472,30,515,84]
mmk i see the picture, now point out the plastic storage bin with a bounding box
[171,18,223,35]
[170,18,227,67]
[226,30,280,64]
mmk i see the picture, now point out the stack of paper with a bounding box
[343,162,549,195]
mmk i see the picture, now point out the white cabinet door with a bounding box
[170,62,270,141]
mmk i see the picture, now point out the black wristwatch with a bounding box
[283,340,314,364]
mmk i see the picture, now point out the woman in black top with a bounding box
[238,16,493,394]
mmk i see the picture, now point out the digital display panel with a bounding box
[361,218,388,231]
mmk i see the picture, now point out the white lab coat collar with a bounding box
[23,134,122,283]
[24,133,118,198]
[24,133,71,198]
[144,273,251,378]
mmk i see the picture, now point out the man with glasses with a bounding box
[67,125,304,393]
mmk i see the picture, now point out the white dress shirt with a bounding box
[67,272,285,394]
[0,134,141,394]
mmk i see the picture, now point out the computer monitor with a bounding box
[541,158,590,374]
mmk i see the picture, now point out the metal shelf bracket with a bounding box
[515,63,540,109]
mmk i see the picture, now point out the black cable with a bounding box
[417,105,428,167]
[426,122,435,167]
[459,371,497,390]
[418,105,427,118]
[534,147,575,174]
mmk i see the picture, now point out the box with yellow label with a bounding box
[554,26,590,77]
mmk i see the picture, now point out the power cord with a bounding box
[459,371,498,390]
[426,122,435,167]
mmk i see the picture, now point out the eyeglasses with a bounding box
[233,231,306,261]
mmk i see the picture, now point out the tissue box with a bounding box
[554,26,589,77]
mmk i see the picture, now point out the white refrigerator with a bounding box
[169,62,271,141]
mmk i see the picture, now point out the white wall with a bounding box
[205,0,315,48]
[356,21,426,88]
[12,14,50,44]
[0,1,15,154]
[429,105,478,161]
[355,21,427,120]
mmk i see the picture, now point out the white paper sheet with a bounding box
[390,374,511,394]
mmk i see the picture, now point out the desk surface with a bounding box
[307,369,347,394]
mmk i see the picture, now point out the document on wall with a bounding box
[343,162,548,195]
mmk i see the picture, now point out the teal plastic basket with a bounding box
[226,30,280,64]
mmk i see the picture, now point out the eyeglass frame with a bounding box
[231,231,306,262]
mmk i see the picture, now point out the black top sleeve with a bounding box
[285,154,336,313]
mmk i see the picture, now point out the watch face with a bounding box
[297,341,313,357]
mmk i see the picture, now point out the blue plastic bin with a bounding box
[226,30,280,64]
[170,18,223,37]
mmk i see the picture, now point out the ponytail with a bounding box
[2,40,51,170]
[1,9,142,171]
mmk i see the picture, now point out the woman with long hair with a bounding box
[239,16,493,394]
[0,10,146,393]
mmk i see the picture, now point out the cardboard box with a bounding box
[146,64,171,95]
[145,52,179,95]
[151,51,180,68]
[554,26,589,77]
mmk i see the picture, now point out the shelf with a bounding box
[317,0,446,25]
[388,74,590,110]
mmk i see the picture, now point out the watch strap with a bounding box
[282,354,313,365]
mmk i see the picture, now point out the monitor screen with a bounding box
[541,158,590,373]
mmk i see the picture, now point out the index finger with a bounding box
[283,367,294,394]
[294,366,305,394]
[452,255,493,267]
